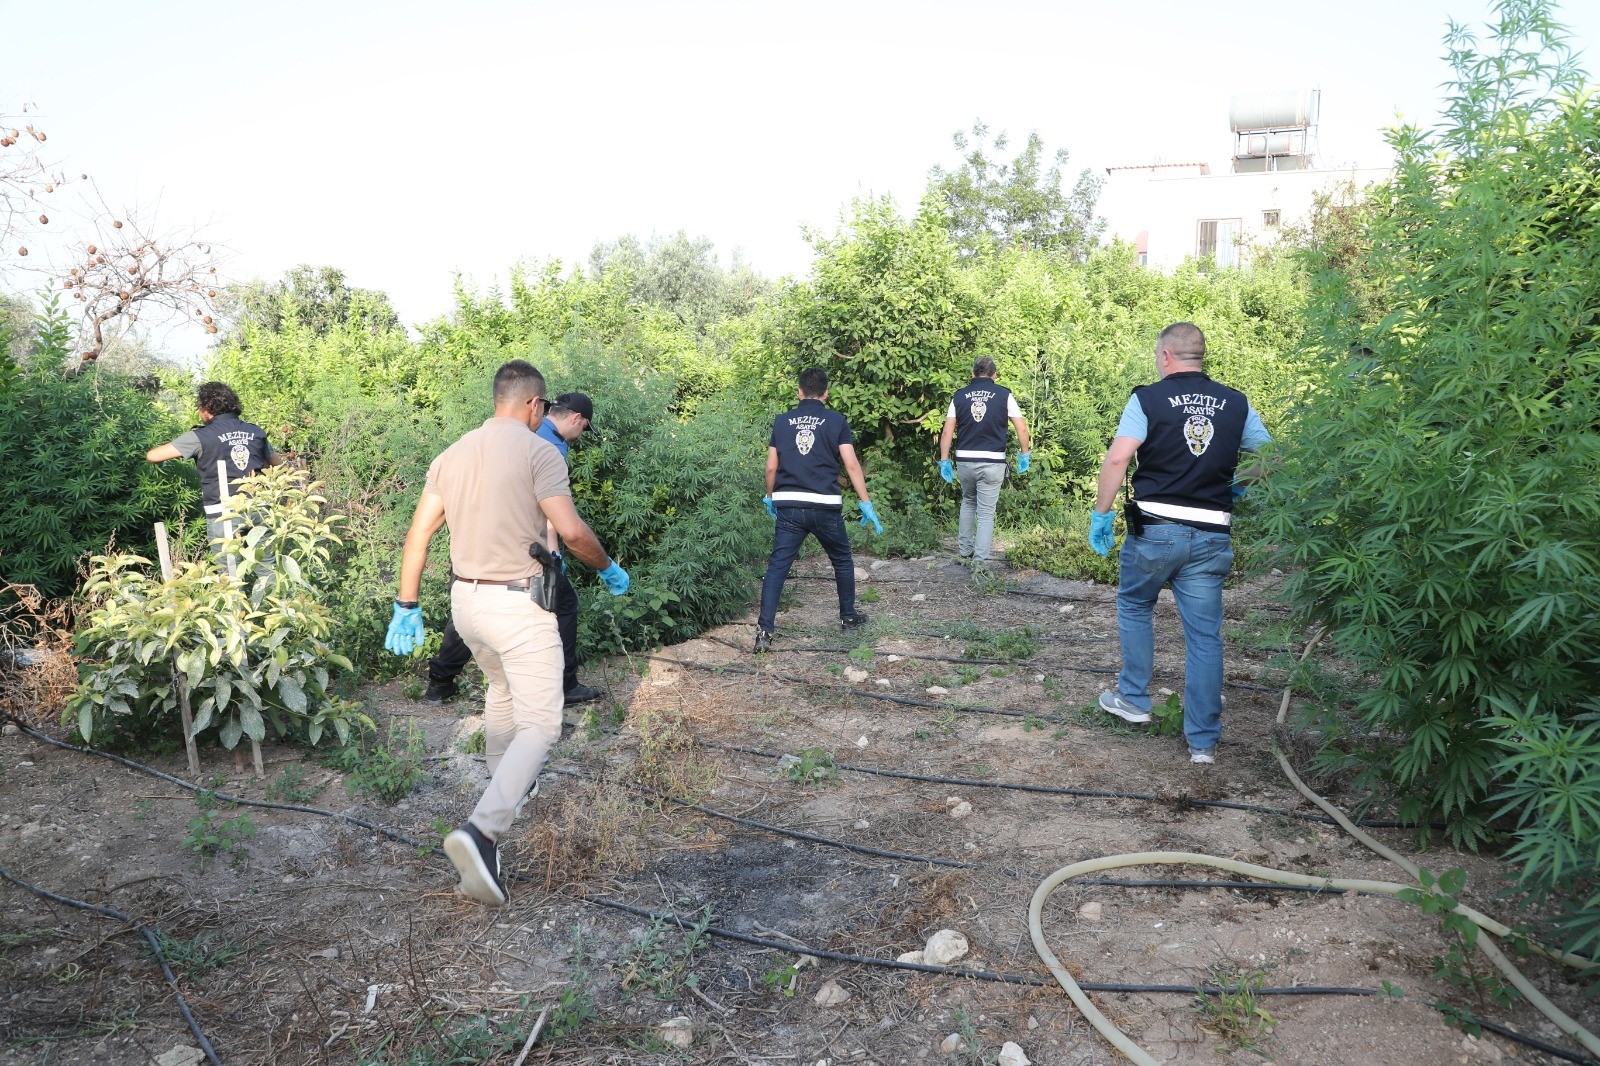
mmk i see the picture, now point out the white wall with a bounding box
[1098,165,1391,270]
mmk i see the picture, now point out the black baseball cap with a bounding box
[552,392,594,425]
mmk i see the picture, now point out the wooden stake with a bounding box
[154,522,201,778]
[215,467,264,778]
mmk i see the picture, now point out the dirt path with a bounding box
[2,545,1593,1065]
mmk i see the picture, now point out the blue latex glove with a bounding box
[598,561,630,596]
[763,495,778,519]
[938,459,954,484]
[1088,510,1116,557]
[859,500,884,535]
[1232,480,1249,499]
[384,603,424,656]
[1016,452,1031,475]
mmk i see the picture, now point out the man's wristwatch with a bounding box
[395,599,420,610]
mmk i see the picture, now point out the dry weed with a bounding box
[0,581,76,725]
[631,705,719,801]
[521,774,653,891]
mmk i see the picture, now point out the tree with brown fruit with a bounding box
[1,100,222,369]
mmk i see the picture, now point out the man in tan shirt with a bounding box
[385,360,630,906]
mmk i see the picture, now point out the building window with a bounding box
[1262,209,1281,229]
[1197,219,1241,268]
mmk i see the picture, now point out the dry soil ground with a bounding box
[2,542,1596,1065]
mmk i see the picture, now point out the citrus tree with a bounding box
[68,467,367,751]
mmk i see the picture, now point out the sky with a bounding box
[3,0,1596,358]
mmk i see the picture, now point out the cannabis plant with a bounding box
[1264,0,1600,953]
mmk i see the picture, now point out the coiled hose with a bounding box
[1027,626,1600,1063]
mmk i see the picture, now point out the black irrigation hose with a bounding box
[9,719,1590,1064]
[9,721,429,852]
[654,652,1310,728]
[707,634,1011,666]
[545,767,977,870]
[574,895,1596,1065]
[0,862,224,1066]
[698,739,1429,829]
[648,654,1068,724]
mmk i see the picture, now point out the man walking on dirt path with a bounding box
[384,361,629,906]
[1088,323,1271,765]
[938,356,1031,569]
[422,393,604,707]
[145,381,284,565]
[754,366,882,653]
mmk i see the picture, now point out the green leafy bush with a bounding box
[0,299,193,597]
[1263,0,1600,953]
[67,468,368,751]
[1003,517,1119,584]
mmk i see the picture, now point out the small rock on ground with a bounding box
[156,1049,205,1066]
[998,1042,1031,1066]
[814,979,851,1007]
[656,1017,693,1049]
[924,929,969,965]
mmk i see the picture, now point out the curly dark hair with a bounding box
[196,382,243,417]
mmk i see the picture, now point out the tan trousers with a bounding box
[450,582,564,839]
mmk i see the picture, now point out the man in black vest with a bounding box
[146,382,282,562]
[937,356,1031,568]
[754,366,882,653]
[1087,323,1271,764]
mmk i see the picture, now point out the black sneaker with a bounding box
[753,629,774,654]
[563,684,604,706]
[442,822,507,906]
[421,678,458,704]
[841,612,871,630]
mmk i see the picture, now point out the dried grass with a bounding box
[0,581,76,726]
[520,774,654,891]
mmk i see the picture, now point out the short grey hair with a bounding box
[972,356,998,378]
[1156,322,1206,363]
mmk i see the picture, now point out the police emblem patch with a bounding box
[1183,415,1214,457]
[229,443,250,471]
[970,399,988,422]
[796,427,815,456]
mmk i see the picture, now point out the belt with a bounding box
[455,577,532,591]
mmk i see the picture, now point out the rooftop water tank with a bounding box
[1230,90,1319,132]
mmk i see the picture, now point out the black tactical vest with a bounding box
[193,413,270,513]
[952,380,1012,465]
[1130,371,1248,532]
[770,398,851,510]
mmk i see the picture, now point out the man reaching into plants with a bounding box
[754,366,881,653]
[937,355,1031,569]
[422,392,604,707]
[1087,323,1270,765]
[145,381,283,563]
[384,361,629,906]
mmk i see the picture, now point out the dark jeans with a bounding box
[757,506,856,632]
[430,568,580,693]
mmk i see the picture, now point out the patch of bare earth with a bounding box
[2,542,1593,1064]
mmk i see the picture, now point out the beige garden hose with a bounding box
[1027,627,1600,1063]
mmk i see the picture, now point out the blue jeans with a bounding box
[758,506,856,631]
[1114,523,1233,751]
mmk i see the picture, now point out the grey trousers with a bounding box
[957,462,1006,563]
[451,581,564,840]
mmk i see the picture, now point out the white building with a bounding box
[1097,91,1391,270]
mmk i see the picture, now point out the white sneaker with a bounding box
[1098,690,1152,724]
[1189,747,1216,765]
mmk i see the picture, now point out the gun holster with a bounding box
[1123,498,1146,537]
[526,543,562,613]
